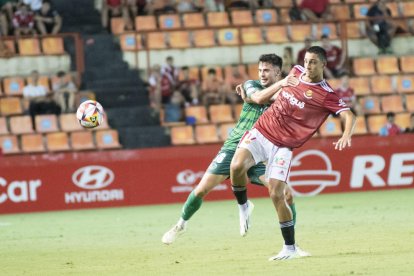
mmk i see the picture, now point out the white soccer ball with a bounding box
[76,100,104,128]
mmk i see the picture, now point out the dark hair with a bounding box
[306,46,327,63]
[258,54,283,69]
[386,112,395,118]
[321,34,329,39]
[166,56,173,61]
[208,68,216,74]
[57,70,66,78]
[181,66,189,70]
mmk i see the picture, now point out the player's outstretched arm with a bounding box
[333,110,356,151]
[249,75,299,104]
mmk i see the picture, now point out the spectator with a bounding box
[299,0,331,21]
[228,0,258,10]
[201,68,226,106]
[35,0,62,35]
[1,0,18,25]
[282,46,294,77]
[321,34,346,79]
[203,0,224,12]
[334,72,360,115]
[379,112,402,136]
[12,3,36,36]
[176,0,201,13]
[148,64,174,114]
[164,90,185,123]
[178,66,199,106]
[161,56,179,89]
[224,64,246,104]
[366,0,396,54]
[23,0,42,12]
[0,11,8,35]
[296,37,312,66]
[52,71,77,113]
[404,113,414,133]
[146,0,176,15]
[23,70,61,130]
[0,38,13,58]
[101,0,132,30]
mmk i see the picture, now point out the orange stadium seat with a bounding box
[381,95,404,113]
[46,132,70,152]
[359,96,381,114]
[3,77,25,96]
[394,112,411,130]
[95,129,121,149]
[0,97,23,116]
[370,75,395,94]
[396,75,414,93]
[330,4,351,20]
[353,4,370,19]
[247,63,259,80]
[71,131,96,150]
[146,32,167,49]
[272,0,292,7]
[159,14,181,29]
[349,77,371,96]
[0,117,9,135]
[367,114,387,134]
[195,124,220,144]
[344,21,364,39]
[42,37,65,55]
[234,103,243,119]
[9,115,33,134]
[168,31,191,48]
[21,133,46,153]
[315,23,338,39]
[217,28,239,46]
[400,2,414,16]
[26,75,50,92]
[255,9,278,24]
[353,116,368,135]
[182,13,205,28]
[405,94,414,112]
[386,2,400,17]
[231,10,253,26]
[18,38,41,55]
[59,113,83,132]
[192,30,216,47]
[35,114,59,133]
[201,65,223,80]
[206,12,230,27]
[3,39,16,54]
[170,125,195,145]
[219,123,235,141]
[224,64,247,80]
[353,58,376,76]
[278,8,291,23]
[376,56,399,74]
[120,33,142,51]
[319,116,342,137]
[264,26,289,43]
[135,15,157,31]
[241,27,264,45]
[0,135,20,154]
[289,24,313,42]
[400,55,414,73]
[110,17,125,35]
[209,104,234,123]
[185,106,209,124]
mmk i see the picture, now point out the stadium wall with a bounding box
[0,134,413,214]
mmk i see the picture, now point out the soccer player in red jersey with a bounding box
[230,46,356,261]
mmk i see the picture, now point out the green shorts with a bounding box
[206,149,266,186]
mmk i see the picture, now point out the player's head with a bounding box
[258,54,283,87]
[304,46,327,82]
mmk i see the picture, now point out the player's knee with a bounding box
[230,159,246,175]
[193,187,207,198]
[268,182,285,202]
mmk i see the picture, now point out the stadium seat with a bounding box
[315,23,338,39]
[230,10,253,26]
[353,4,370,19]
[400,1,414,16]
[386,2,400,17]
[217,28,239,46]
[353,116,368,135]
[192,30,216,47]
[41,37,65,55]
[110,17,125,35]
[21,133,45,153]
[400,55,414,73]
[209,104,234,123]
[359,96,381,114]
[9,115,34,134]
[367,114,387,134]
[376,56,399,74]
[319,116,342,137]
[224,64,247,80]
[168,31,191,48]
[272,0,292,7]
[234,103,243,119]
[206,12,230,27]
[46,132,70,152]
[95,129,121,149]
[0,97,23,116]
[349,77,371,96]
[170,125,195,145]
[394,112,411,130]
[120,33,143,51]
[344,21,364,39]
[35,114,59,133]
[18,38,41,55]
[247,63,259,80]
[59,113,83,132]
[396,75,414,93]
[26,75,50,92]
[370,75,395,94]
[255,9,278,24]
[184,106,209,124]
[147,32,167,49]
[3,77,25,96]
[289,24,313,42]
[219,122,235,141]
[71,131,96,150]
[264,26,289,43]
[381,95,404,113]
[159,14,181,29]
[159,108,185,127]
[195,124,220,144]
[353,58,376,76]
[405,94,414,112]
[0,117,9,135]
[135,15,157,31]
[278,8,291,23]
[201,65,223,81]
[3,39,16,54]
[330,4,351,20]
[0,135,20,154]
[241,27,264,45]
[182,12,205,28]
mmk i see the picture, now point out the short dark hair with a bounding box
[386,112,395,118]
[321,34,329,39]
[181,66,189,70]
[258,54,283,69]
[208,68,216,74]
[306,46,327,63]
[57,71,66,78]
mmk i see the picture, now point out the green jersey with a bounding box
[221,80,269,152]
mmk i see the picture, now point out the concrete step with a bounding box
[118,126,171,149]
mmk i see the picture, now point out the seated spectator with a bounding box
[178,66,199,106]
[146,0,176,15]
[203,0,224,12]
[296,37,312,66]
[176,0,201,13]
[161,56,179,89]
[23,70,61,130]
[321,34,346,79]
[228,0,258,10]
[164,90,185,123]
[405,113,414,133]
[101,0,132,30]
[0,38,13,58]
[0,10,8,35]
[35,0,61,35]
[52,71,77,113]
[282,46,294,77]
[12,3,36,36]
[201,68,226,106]
[366,0,397,54]
[334,73,360,115]
[23,0,42,12]
[1,0,18,25]
[379,112,402,136]
[224,64,246,104]
[148,64,174,115]
[299,0,331,21]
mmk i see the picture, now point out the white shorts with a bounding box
[238,128,292,182]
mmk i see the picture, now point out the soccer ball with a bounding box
[76,100,104,128]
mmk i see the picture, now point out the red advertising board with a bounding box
[0,134,413,214]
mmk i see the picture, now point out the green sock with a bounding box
[181,191,203,221]
[289,203,297,225]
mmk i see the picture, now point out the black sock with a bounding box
[231,185,247,205]
[280,220,295,245]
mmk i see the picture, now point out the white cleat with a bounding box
[161,224,186,245]
[296,245,311,257]
[239,200,254,237]
[268,245,301,261]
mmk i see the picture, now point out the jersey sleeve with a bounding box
[324,92,350,115]
[243,80,261,98]
[289,65,305,77]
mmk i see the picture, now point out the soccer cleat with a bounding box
[239,200,254,237]
[268,245,301,261]
[296,245,311,257]
[161,224,186,245]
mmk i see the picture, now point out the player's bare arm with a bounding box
[333,110,356,151]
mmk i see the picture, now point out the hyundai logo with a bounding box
[72,166,114,190]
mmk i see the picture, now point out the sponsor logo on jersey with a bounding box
[275,157,285,166]
[338,98,347,108]
[304,90,313,99]
[282,91,305,109]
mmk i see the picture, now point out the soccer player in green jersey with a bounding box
[162,54,299,244]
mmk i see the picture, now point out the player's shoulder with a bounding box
[243,79,261,88]
[289,65,305,76]
[320,79,335,93]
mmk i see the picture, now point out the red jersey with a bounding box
[325,45,342,70]
[254,65,349,148]
[300,0,329,14]
[334,86,355,106]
